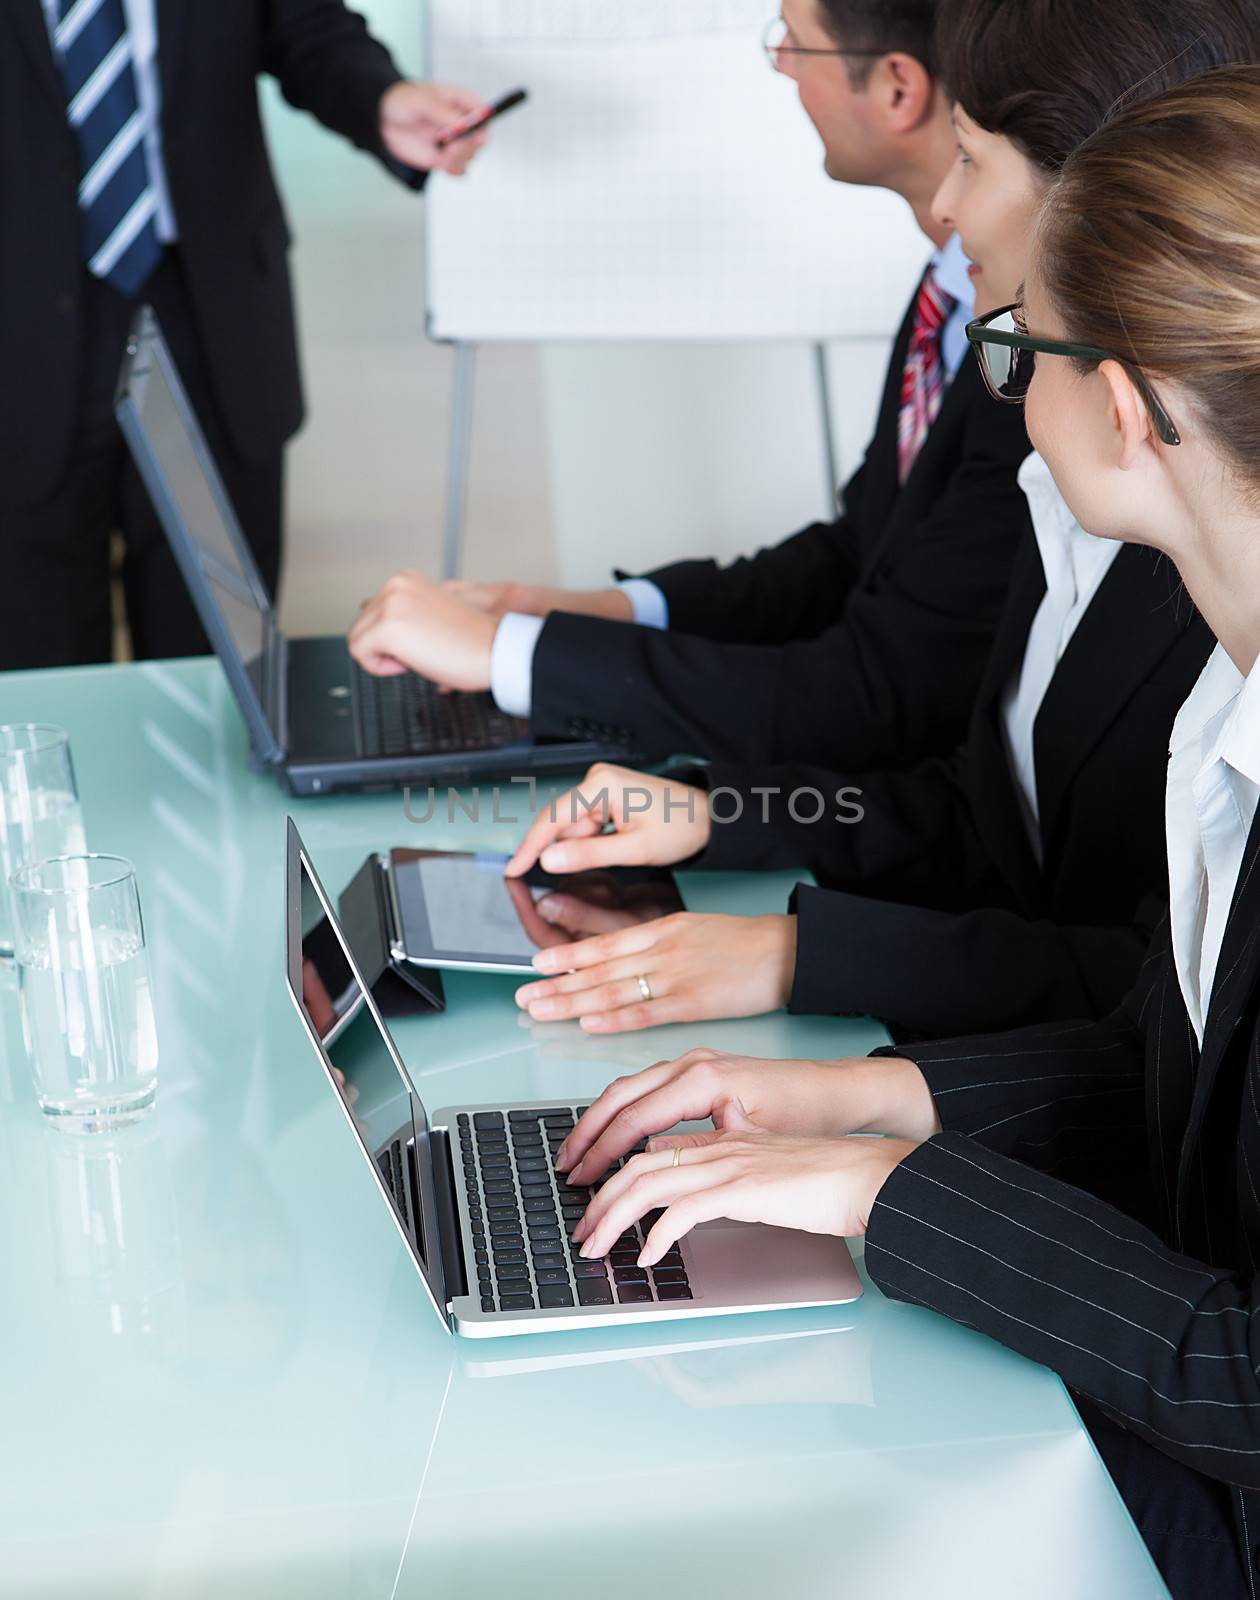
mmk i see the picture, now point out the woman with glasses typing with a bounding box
[559,68,1260,1598]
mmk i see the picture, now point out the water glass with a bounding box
[12,855,158,1132]
[0,725,85,963]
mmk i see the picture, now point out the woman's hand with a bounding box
[555,1044,940,1184]
[571,1102,919,1265]
[505,764,711,879]
[515,910,795,1032]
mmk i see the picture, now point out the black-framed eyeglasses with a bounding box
[762,16,891,68]
[966,303,1181,446]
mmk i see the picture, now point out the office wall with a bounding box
[263,0,891,635]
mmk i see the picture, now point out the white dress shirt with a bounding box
[490,235,977,717]
[1166,642,1260,1045]
[1001,452,1121,857]
[43,0,178,242]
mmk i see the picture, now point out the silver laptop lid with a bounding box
[283,818,449,1323]
[114,307,284,764]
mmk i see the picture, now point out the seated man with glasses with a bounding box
[347,0,1033,779]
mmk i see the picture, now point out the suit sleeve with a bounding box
[865,1130,1260,1489]
[679,757,1154,1033]
[879,959,1158,1177]
[787,888,1152,1035]
[863,966,1260,1489]
[629,499,864,646]
[691,753,982,887]
[530,393,1028,770]
[260,0,427,189]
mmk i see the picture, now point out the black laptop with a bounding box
[114,308,638,796]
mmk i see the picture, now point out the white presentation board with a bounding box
[425,0,929,343]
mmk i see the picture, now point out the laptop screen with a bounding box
[115,311,281,760]
[285,822,448,1320]
[125,335,267,663]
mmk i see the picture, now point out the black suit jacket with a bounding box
[863,809,1260,1580]
[528,282,1033,771]
[690,532,1213,1037]
[2,0,420,507]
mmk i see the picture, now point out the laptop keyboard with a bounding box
[459,1108,694,1314]
[353,665,524,758]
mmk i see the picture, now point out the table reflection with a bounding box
[43,1120,185,1349]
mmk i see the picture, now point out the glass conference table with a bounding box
[0,660,1167,1599]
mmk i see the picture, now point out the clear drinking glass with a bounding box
[0,725,85,963]
[12,855,158,1132]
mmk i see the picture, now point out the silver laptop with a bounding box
[115,308,639,797]
[285,818,863,1337]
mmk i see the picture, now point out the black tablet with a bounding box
[388,849,685,974]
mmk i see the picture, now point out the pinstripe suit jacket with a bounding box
[864,807,1260,1584]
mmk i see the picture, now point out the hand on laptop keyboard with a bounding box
[348,570,497,692]
[572,1119,919,1267]
[554,1046,940,1187]
[458,1108,693,1314]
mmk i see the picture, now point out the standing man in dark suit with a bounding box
[347,0,1035,776]
[1,0,488,670]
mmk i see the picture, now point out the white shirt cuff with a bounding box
[490,612,546,718]
[615,578,670,630]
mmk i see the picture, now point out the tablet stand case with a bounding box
[338,854,445,1017]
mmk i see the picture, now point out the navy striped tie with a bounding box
[52,0,163,297]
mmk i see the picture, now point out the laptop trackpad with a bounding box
[689,1221,861,1307]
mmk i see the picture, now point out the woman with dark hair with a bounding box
[559,67,1260,1599]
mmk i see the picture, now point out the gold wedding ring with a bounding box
[637,974,653,1002]
[672,1146,682,1168]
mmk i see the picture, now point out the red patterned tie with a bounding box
[898,269,958,484]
